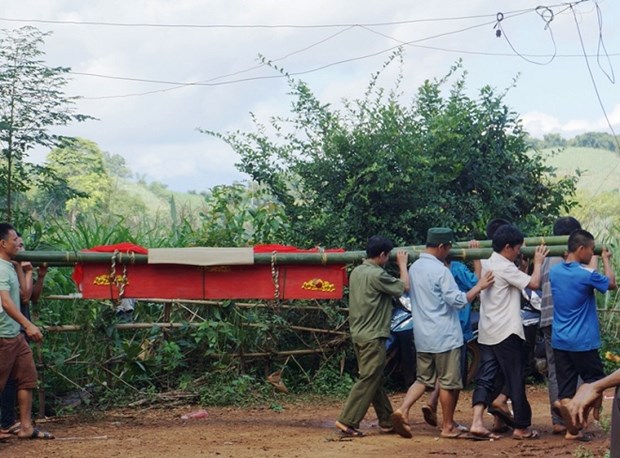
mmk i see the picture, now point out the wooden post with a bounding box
[37,347,46,418]
[163,302,172,341]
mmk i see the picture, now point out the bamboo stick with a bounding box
[16,242,601,265]
[42,321,348,335]
[44,296,349,311]
[203,348,345,358]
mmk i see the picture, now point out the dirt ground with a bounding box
[1,385,613,458]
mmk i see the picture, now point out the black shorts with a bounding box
[553,348,605,399]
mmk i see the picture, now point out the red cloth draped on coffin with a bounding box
[74,243,346,300]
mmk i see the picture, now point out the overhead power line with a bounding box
[0,10,537,29]
[568,2,620,196]
[0,1,591,29]
[74,3,616,101]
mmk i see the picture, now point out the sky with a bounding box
[1,0,619,192]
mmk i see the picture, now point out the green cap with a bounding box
[426,227,456,245]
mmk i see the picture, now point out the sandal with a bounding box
[18,428,55,440]
[453,423,469,433]
[0,433,15,442]
[566,431,594,442]
[390,411,413,438]
[335,421,364,437]
[488,407,516,428]
[0,422,21,435]
[421,405,438,427]
[513,429,540,440]
[466,430,501,441]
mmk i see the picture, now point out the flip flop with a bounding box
[0,422,21,435]
[453,423,469,433]
[488,407,516,428]
[390,411,413,438]
[421,405,438,427]
[335,421,364,437]
[18,428,55,440]
[440,430,468,439]
[513,429,540,440]
[0,433,15,442]
[466,431,501,441]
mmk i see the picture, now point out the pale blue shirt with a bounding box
[409,253,468,353]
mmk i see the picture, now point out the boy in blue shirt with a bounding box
[550,229,616,441]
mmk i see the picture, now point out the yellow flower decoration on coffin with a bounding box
[93,274,128,286]
[301,278,336,292]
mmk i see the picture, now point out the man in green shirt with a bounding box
[335,235,409,437]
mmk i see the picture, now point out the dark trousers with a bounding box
[394,329,416,387]
[459,344,468,387]
[472,334,532,429]
[338,338,393,429]
[0,377,17,428]
[553,348,605,399]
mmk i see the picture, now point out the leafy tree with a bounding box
[103,151,133,179]
[523,133,542,150]
[45,137,112,223]
[148,181,170,199]
[0,26,91,220]
[198,182,290,246]
[541,133,567,148]
[569,131,618,152]
[207,58,578,248]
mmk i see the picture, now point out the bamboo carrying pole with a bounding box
[15,235,596,266]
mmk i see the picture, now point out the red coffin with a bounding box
[79,263,345,300]
[75,244,346,300]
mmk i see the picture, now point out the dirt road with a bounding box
[2,385,612,457]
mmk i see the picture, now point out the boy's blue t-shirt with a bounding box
[550,261,609,351]
[450,261,477,342]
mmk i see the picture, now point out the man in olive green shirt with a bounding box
[335,235,409,437]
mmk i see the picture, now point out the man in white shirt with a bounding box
[469,224,548,440]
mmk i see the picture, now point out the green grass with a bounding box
[541,147,620,194]
[539,147,620,237]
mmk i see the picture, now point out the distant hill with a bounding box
[540,147,619,235]
[107,179,206,221]
[122,181,205,212]
[540,147,620,194]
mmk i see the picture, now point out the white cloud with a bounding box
[521,112,563,137]
[522,103,620,138]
